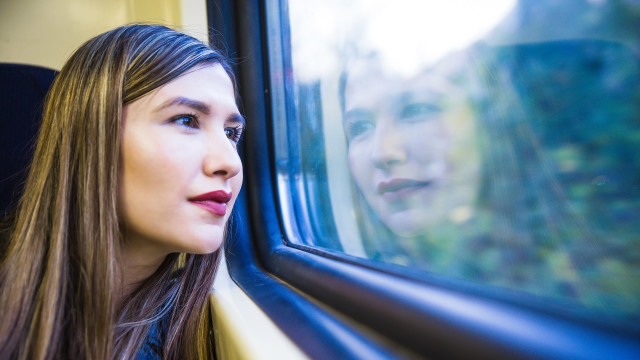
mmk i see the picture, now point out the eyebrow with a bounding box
[155,96,246,126]
[155,96,211,115]
[343,108,373,124]
[229,113,246,127]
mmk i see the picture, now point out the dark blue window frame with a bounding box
[207,0,640,358]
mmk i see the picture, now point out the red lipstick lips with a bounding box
[189,190,232,216]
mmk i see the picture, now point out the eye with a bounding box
[344,109,375,142]
[170,114,199,129]
[346,120,374,141]
[399,103,441,123]
[225,125,245,143]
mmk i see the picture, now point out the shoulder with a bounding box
[136,320,166,360]
[136,281,179,359]
[135,271,183,359]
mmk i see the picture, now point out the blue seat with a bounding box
[0,63,57,219]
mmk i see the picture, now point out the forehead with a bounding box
[344,68,463,110]
[154,64,235,100]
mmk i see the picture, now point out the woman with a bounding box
[0,24,244,359]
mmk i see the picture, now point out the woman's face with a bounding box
[344,70,479,237]
[120,64,243,259]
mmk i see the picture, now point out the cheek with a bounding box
[123,137,193,194]
[348,141,372,189]
[120,130,199,229]
[229,167,244,207]
[409,122,451,164]
[442,107,476,159]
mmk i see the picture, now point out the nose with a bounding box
[370,120,407,169]
[203,131,242,179]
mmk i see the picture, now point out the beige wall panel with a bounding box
[0,0,207,70]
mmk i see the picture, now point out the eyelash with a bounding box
[346,119,374,142]
[225,125,245,143]
[399,103,441,122]
[170,114,245,143]
[170,113,200,129]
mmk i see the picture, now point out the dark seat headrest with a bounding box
[0,63,57,219]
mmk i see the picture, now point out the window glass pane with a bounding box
[271,0,640,323]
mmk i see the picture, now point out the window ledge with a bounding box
[210,252,309,360]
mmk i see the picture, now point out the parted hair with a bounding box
[0,24,235,359]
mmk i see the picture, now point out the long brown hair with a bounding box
[0,24,236,359]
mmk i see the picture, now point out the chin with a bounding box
[386,224,424,238]
[383,209,438,238]
[186,243,223,255]
[181,233,224,254]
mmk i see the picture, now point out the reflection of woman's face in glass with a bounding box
[344,70,479,237]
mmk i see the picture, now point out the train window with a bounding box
[210,0,640,357]
[271,0,640,328]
